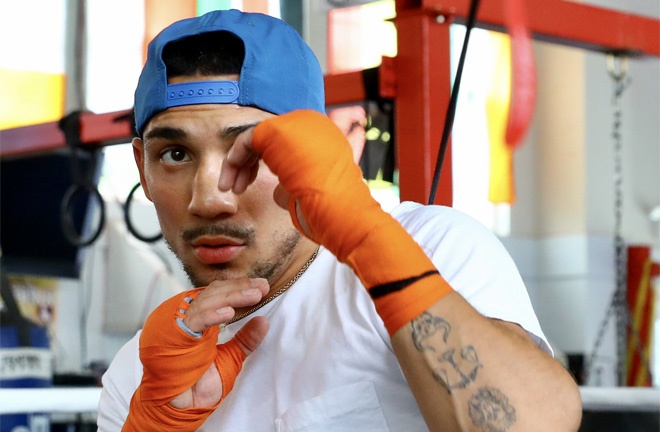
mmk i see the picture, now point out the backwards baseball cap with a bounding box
[134,9,326,136]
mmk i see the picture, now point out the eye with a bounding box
[161,148,191,164]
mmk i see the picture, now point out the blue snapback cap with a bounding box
[134,9,326,136]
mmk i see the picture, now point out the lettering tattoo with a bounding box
[411,312,482,393]
[468,387,517,432]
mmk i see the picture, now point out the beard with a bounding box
[165,223,303,287]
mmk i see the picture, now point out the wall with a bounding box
[505,0,660,385]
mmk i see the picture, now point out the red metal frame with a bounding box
[0,110,134,158]
[1,0,659,205]
[395,10,454,205]
[393,0,659,205]
[399,0,659,56]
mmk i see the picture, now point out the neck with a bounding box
[269,237,318,294]
[230,238,319,322]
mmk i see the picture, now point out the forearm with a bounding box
[244,111,582,430]
[391,291,582,432]
[122,288,252,431]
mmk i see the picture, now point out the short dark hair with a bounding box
[162,31,245,79]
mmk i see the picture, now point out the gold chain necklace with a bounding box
[225,247,319,325]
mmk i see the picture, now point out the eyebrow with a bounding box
[144,126,187,142]
[144,122,260,142]
[220,122,259,140]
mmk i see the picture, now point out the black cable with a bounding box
[428,0,481,205]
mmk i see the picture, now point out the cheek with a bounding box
[147,182,188,229]
[249,167,279,203]
[247,171,292,219]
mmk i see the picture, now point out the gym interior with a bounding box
[0,0,659,430]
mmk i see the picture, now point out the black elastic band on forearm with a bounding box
[369,270,439,299]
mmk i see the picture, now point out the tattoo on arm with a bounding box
[410,314,517,430]
[468,387,516,432]
[411,312,482,394]
[411,311,451,351]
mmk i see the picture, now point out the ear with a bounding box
[132,137,153,202]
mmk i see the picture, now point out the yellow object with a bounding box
[0,68,65,130]
[485,33,515,204]
[626,258,655,386]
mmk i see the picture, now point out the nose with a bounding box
[188,160,239,218]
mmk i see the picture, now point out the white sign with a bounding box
[0,348,52,381]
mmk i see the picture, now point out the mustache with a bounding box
[181,224,256,244]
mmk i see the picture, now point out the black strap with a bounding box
[124,182,163,243]
[369,270,439,299]
[58,111,106,247]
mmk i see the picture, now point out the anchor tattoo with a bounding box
[411,312,482,393]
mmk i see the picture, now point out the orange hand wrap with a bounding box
[253,110,453,334]
[122,289,245,431]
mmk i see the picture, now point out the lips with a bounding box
[191,237,246,264]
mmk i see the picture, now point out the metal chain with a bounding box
[584,55,630,385]
[611,60,629,385]
[224,248,319,326]
[585,55,652,386]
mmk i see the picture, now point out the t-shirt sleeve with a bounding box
[390,202,552,355]
[97,331,143,431]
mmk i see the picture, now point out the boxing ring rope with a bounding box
[0,386,658,415]
[580,387,660,412]
[0,387,102,414]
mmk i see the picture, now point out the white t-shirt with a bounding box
[97,202,550,431]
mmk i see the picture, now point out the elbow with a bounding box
[552,371,583,431]
[525,361,583,431]
[566,381,583,431]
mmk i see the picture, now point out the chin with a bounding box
[184,264,235,288]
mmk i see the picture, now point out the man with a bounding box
[98,9,581,431]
